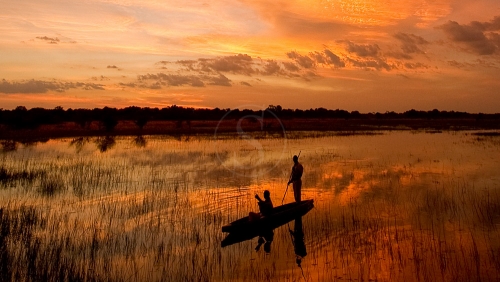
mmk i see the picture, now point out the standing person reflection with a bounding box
[289,217,307,267]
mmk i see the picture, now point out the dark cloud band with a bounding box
[437,16,500,55]
[0,79,104,94]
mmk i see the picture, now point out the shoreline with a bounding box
[1,118,499,141]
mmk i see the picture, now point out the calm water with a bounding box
[1,131,500,281]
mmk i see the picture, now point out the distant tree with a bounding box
[7,106,42,129]
[350,111,361,118]
[267,105,282,114]
[135,116,149,130]
[386,111,397,117]
[428,109,440,119]
[101,116,118,132]
[404,109,419,118]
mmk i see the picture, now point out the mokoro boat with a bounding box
[221,199,314,234]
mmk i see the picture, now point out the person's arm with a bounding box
[288,166,295,185]
[255,194,263,202]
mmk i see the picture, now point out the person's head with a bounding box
[293,155,298,163]
[263,190,270,199]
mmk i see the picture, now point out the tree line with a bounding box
[0,105,498,130]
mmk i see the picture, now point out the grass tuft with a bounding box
[39,175,66,196]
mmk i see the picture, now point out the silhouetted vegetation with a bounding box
[0,105,499,141]
[100,116,118,132]
[0,105,499,131]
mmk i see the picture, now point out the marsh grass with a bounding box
[0,132,499,281]
[303,180,500,281]
[39,175,66,196]
[0,166,44,187]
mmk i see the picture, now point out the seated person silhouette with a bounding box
[249,190,273,221]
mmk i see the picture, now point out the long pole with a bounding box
[282,151,301,204]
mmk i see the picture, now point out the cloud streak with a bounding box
[173,53,347,79]
[286,51,316,69]
[201,54,254,75]
[136,72,232,87]
[176,55,255,75]
[36,36,60,44]
[394,33,429,56]
[437,16,500,55]
[138,73,206,87]
[0,79,104,94]
[344,41,380,57]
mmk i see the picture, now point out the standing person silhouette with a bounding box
[287,155,303,202]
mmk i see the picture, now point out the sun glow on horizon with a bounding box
[1,0,499,112]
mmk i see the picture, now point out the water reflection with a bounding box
[70,137,90,153]
[290,217,307,267]
[19,138,49,147]
[95,136,116,152]
[254,229,274,253]
[221,200,314,249]
[1,140,17,152]
[1,131,500,281]
[221,224,275,248]
[1,139,53,153]
[132,135,147,148]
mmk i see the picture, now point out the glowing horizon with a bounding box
[1,0,500,113]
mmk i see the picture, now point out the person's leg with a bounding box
[297,180,302,202]
[292,181,297,202]
[293,180,302,202]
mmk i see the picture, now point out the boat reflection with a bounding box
[221,200,313,252]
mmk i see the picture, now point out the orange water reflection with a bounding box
[1,131,500,281]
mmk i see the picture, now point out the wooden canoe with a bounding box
[221,199,314,234]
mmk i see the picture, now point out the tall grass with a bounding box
[0,132,499,281]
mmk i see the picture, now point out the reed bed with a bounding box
[0,131,499,281]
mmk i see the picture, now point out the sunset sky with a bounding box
[1,0,500,112]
